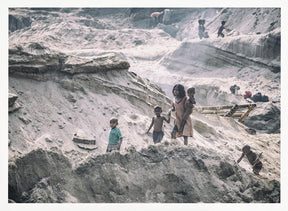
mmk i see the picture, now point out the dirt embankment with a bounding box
[9,143,280,203]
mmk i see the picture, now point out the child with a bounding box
[237,145,263,175]
[150,11,164,25]
[171,84,193,145]
[179,87,196,133]
[146,105,171,144]
[198,19,205,39]
[106,117,123,153]
[217,21,226,38]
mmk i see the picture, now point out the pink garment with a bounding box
[173,96,193,137]
[150,12,162,18]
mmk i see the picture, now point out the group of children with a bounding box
[146,85,196,145]
[105,84,263,176]
[106,84,196,153]
[198,19,227,39]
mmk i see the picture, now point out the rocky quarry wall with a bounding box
[8,8,281,203]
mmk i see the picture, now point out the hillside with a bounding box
[8,8,281,203]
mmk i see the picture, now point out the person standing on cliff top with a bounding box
[198,19,206,39]
[150,11,163,26]
[217,21,226,38]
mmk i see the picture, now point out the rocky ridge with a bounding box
[9,143,280,203]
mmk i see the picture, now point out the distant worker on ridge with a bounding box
[217,21,226,38]
[198,19,205,39]
[230,84,240,95]
[150,11,163,26]
[162,9,172,25]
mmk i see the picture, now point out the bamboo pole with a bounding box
[225,104,239,117]
[195,103,256,112]
[194,103,256,122]
[238,105,256,122]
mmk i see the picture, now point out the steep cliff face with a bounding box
[210,29,280,72]
[9,43,171,159]
[174,8,280,41]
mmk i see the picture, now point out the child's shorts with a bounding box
[153,131,164,144]
[253,161,263,175]
[106,144,119,153]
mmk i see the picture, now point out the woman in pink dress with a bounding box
[171,84,193,145]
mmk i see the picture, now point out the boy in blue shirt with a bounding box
[106,117,123,153]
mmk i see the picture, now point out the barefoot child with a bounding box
[179,87,196,133]
[237,145,263,175]
[146,105,171,144]
[106,117,123,153]
[217,21,226,38]
[171,84,193,145]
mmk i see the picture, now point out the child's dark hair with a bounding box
[110,117,118,124]
[198,19,205,25]
[187,87,195,94]
[154,105,162,112]
[242,145,250,153]
[172,84,186,98]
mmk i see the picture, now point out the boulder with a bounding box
[9,92,18,107]
[243,103,280,133]
[72,137,96,145]
[8,92,21,113]
[217,161,235,179]
[77,144,98,151]
[72,130,96,145]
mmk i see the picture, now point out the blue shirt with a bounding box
[108,126,123,145]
